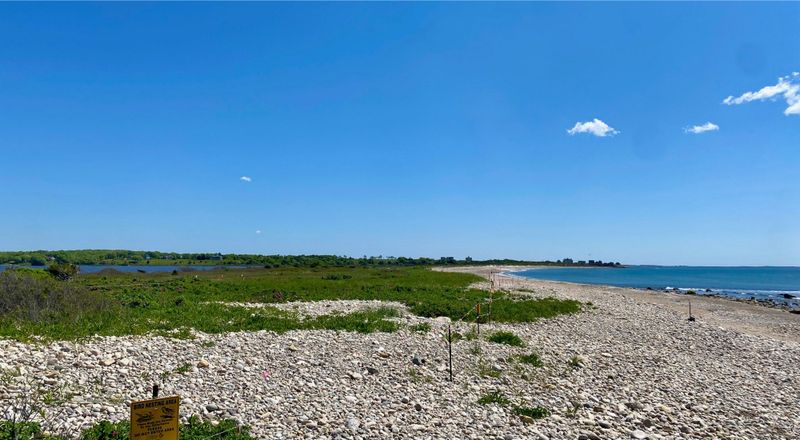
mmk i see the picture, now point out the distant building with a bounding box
[562,258,573,264]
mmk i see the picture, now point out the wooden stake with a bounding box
[152,384,159,399]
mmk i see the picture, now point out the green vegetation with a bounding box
[487,331,525,347]
[0,249,621,268]
[513,405,550,419]
[0,266,580,341]
[517,352,544,367]
[409,322,431,333]
[475,391,550,421]
[0,416,256,440]
[0,421,42,440]
[477,391,511,406]
[45,263,79,281]
[477,360,501,378]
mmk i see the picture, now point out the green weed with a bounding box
[517,353,543,367]
[487,331,525,347]
[513,405,549,419]
[410,322,431,333]
[477,391,511,406]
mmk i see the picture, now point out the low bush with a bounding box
[487,331,524,347]
[0,270,113,330]
[45,263,79,281]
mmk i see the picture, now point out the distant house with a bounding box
[562,258,573,264]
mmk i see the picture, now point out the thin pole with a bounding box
[152,384,159,399]
[447,324,453,382]
[476,303,481,336]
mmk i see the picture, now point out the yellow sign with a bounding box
[130,396,180,440]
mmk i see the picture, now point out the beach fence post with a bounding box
[152,384,159,399]
[476,303,481,336]
[447,324,453,382]
[688,300,695,322]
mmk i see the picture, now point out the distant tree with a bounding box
[28,256,47,266]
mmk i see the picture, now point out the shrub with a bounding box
[517,352,543,367]
[0,421,45,440]
[0,270,112,325]
[477,391,510,406]
[487,331,524,347]
[116,291,154,309]
[46,263,79,281]
[322,274,352,280]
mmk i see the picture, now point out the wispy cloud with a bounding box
[723,72,800,116]
[240,176,252,182]
[684,122,719,134]
[567,118,619,137]
[255,230,261,235]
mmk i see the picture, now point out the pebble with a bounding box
[0,272,797,440]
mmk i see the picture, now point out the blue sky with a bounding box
[1,3,799,265]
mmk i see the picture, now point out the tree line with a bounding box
[0,250,621,268]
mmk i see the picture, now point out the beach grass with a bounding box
[0,267,581,341]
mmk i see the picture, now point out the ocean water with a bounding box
[510,266,800,308]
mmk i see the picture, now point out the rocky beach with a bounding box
[2,267,798,439]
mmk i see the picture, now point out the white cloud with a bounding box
[255,230,261,235]
[567,118,619,137]
[723,72,800,116]
[240,176,252,182]
[684,122,719,134]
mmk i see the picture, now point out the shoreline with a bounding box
[497,265,800,313]
[442,265,800,344]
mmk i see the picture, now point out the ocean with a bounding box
[509,266,800,309]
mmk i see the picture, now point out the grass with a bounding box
[475,391,550,421]
[477,391,511,406]
[410,322,431,333]
[0,266,581,341]
[487,331,525,347]
[406,368,432,383]
[468,341,482,355]
[517,352,543,367]
[477,360,501,378]
[513,405,550,419]
[567,355,584,369]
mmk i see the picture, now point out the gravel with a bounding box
[1,267,798,439]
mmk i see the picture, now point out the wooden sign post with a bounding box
[130,396,180,440]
